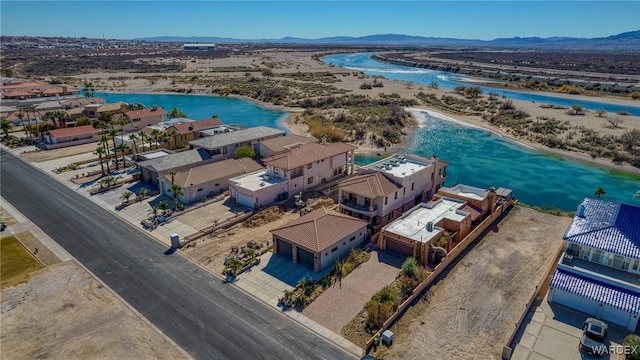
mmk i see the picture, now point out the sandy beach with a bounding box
[78,50,640,175]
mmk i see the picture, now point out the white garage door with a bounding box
[236,192,254,209]
[552,289,599,316]
[601,305,632,328]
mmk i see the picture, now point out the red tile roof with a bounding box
[460,204,483,221]
[264,142,357,170]
[270,207,367,252]
[46,125,96,138]
[338,172,399,198]
[125,107,167,119]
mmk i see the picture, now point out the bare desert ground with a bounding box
[1,260,191,360]
[367,206,572,360]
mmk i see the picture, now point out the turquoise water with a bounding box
[95,86,640,211]
[407,111,640,210]
[95,92,288,130]
[323,53,640,116]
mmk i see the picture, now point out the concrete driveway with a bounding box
[302,247,404,334]
[512,294,637,360]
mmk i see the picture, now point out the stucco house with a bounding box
[271,207,368,272]
[136,148,215,187]
[548,198,640,331]
[159,158,263,204]
[378,197,473,265]
[43,125,98,149]
[338,154,447,231]
[163,117,225,148]
[258,134,318,158]
[229,140,357,209]
[122,106,168,132]
[189,126,285,161]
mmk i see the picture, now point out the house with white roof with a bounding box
[548,198,640,331]
[378,197,473,264]
[337,154,448,231]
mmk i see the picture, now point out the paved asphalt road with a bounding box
[1,149,354,360]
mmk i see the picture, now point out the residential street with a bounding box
[0,149,354,360]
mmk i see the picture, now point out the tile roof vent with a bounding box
[576,203,586,218]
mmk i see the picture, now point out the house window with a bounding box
[307,177,313,184]
[331,247,338,253]
[632,260,640,271]
[222,147,228,154]
[431,173,434,180]
[350,236,356,242]
[411,183,414,191]
[394,192,398,200]
[215,183,220,187]
[384,196,388,205]
[274,168,279,175]
[307,164,312,169]
[197,188,203,192]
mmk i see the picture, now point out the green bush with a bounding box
[623,334,640,360]
[401,257,417,278]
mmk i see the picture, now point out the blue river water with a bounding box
[323,52,640,116]
[95,53,640,211]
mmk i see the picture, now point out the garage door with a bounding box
[236,192,254,208]
[297,247,315,270]
[277,239,292,260]
[385,238,413,257]
[552,289,599,316]
[601,304,632,328]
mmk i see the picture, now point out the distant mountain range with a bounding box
[136,30,640,50]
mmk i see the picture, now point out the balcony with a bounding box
[558,252,640,292]
[340,200,376,216]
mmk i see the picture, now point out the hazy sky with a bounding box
[1,1,638,40]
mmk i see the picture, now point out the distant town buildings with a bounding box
[183,43,216,51]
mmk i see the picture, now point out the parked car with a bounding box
[579,318,608,357]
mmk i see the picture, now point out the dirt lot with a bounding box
[181,197,337,275]
[368,205,572,360]
[1,260,190,360]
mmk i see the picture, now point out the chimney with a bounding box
[62,86,68,95]
[488,187,497,214]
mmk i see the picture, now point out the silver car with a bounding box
[579,318,609,357]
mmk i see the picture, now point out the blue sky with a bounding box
[1,1,638,40]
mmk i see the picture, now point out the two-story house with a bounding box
[338,154,447,231]
[548,198,640,331]
[189,126,285,161]
[229,139,356,209]
[122,106,168,132]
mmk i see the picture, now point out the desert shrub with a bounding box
[401,257,417,278]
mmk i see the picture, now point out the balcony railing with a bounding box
[340,199,376,215]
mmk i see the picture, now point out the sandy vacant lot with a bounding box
[1,260,190,360]
[369,206,572,360]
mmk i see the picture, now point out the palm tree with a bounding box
[1,120,13,137]
[95,145,107,176]
[54,110,69,128]
[117,115,128,143]
[167,128,180,149]
[171,183,183,209]
[120,191,133,204]
[594,187,606,199]
[137,188,149,199]
[117,143,129,166]
[99,135,112,174]
[138,132,149,152]
[43,111,56,128]
[150,129,162,150]
[108,129,120,170]
[82,78,95,98]
[148,205,160,221]
[22,105,37,144]
[157,200,169,215]
[128,133,139,154]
